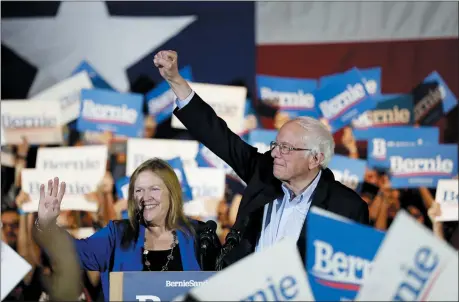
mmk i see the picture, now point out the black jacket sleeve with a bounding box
[173,93,263,184]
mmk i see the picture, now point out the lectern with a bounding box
[110,271,215,301]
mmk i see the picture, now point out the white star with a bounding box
[1,2,196,96]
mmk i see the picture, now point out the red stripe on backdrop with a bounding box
[256,38,459,143]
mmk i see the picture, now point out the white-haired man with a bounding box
[154,50,369,269]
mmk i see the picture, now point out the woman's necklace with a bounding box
[143,231,177,271]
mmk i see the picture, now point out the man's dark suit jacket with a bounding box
[174,92,369,268]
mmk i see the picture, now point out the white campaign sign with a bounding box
[183,167,226,217]
[356,211,459,301]
[126,138,198,176]
[171,82,247,134]
[21,168,102,213]
[435,179,458,222]
[1,99,63,145]
[1,241,32,301]
[188,238,314,301]
[30,71,93,124]
[36,145,108,181]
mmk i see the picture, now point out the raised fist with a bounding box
[153,50,180,82]
[37,177,66,228]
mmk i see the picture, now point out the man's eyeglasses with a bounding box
[270,141,311,155]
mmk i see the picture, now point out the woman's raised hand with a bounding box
[37,177,66,227]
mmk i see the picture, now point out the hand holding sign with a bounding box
[154,50,179,82]
[37,177,66,227]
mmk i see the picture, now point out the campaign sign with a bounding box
[109,271,215,302]
[1,242,32,301]
[77,89,144,137]
[126,138,199,176]
[315,68,376,133]
[115,176,130,219]
[356,211,459,301]
[239,99,261,139]
[306,207,385,301]
[412,81,445,126]
[31,71,94,124]
[328,155,367,193]
[195,143,244,185]
[36,145,108,181]
[387,144,458,188]
[353,126,439,169]
[146,66,193,124]
[256,74,319,118]
[435,179,458,222]
[189,238,315,301]
[171,83,247,135]
[116,176,130,200]
[248,129,277,154]
[424,71,458,114]
[352,94,414,129]
[167,157,193,202]
[72,60,115,91]
[1,99,64,145]
[319,67,382,95]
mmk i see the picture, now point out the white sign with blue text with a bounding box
[171,83,247,135]
[1,99,63,145]
[31,71,93,124]
[435,179,458,222]
[387,144,458,188]
[77,88,143,138]
[189,238,314,301]
[126,138,199,176]
[315,68,376,133]
[356,211,458,301]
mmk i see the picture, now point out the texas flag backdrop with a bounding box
[2,2,457,144]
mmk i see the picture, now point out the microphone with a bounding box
[198,220,218,271]
[199,220,217,251]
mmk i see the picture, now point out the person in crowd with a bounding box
[33,158,220,301]
[153,50,369,269]
[1,208,19,249]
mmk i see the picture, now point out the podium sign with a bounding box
[110,271,215,301]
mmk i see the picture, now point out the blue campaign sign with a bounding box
[146,66,193,124]
[320,67,382,95]
[352,94,414,129]
[240,98,261,141]
[77,89,144,137]
[117,271,215,301]
[256,74,320,118]
[328,155,367,193]
[72,60,115,91]
[195,144,245,185]
[166,157,193,202]
[424,71,458,114]
[247,129,277,154]
[315,68,376,133]
[116,176,130,200]
[353,126,439,169]
[412,80,444,126]
[306,207,385,302]
[387,144,458,188]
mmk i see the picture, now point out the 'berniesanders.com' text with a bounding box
[165,280,208,287]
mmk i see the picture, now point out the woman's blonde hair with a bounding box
[126,158,193,236]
